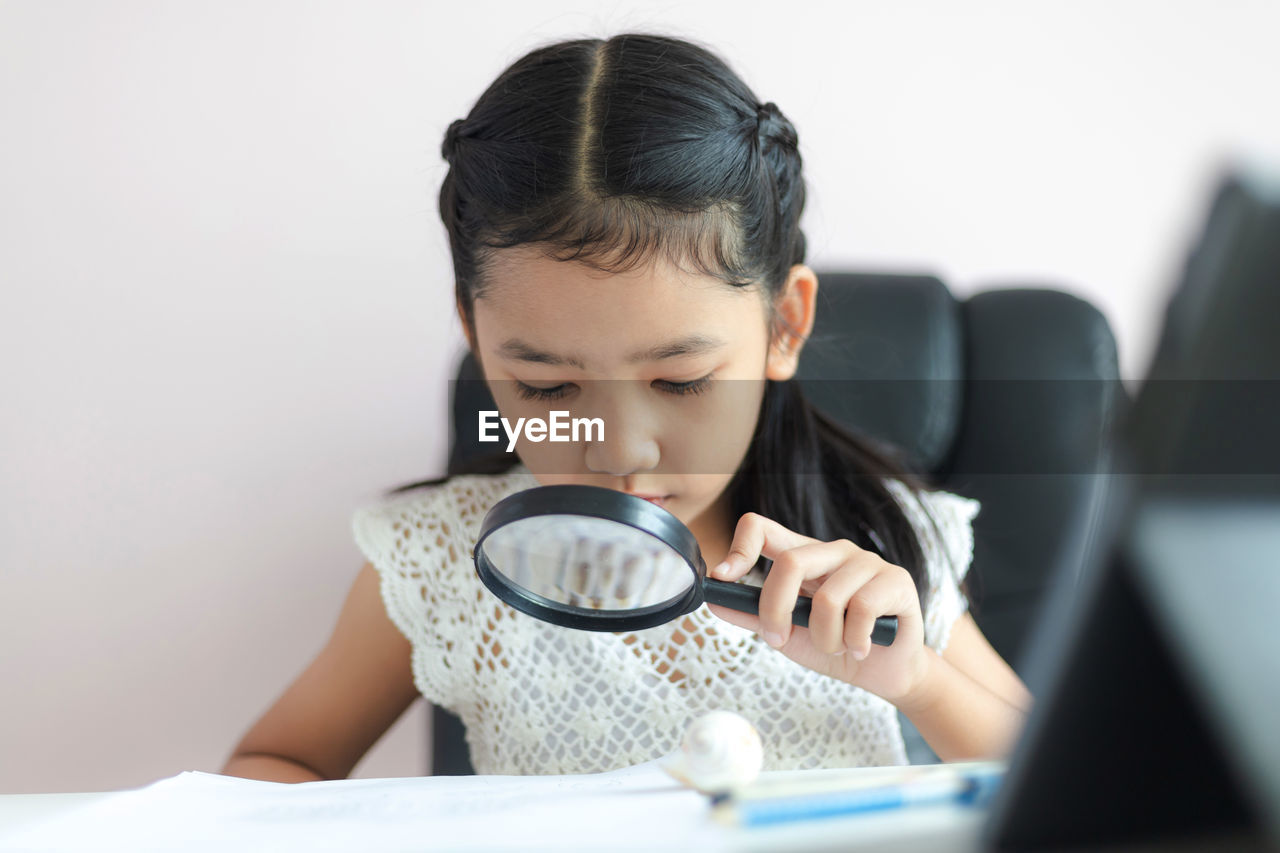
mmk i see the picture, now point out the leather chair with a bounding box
[432,271,1122,773]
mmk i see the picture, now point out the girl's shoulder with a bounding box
[348,463,540,703]
[350,462,539,570]
[882,478,981,531]
[883,479,981,572]
[881,478,982,653]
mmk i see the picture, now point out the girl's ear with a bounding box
[765,265,818,381]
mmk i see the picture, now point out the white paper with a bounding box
[0,758,729,852]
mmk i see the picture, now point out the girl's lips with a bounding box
[627,493,671,509]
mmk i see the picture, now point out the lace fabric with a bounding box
[351,464,980,775]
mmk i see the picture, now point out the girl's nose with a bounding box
[582,394,660,476]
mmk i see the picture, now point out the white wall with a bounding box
[2,0,1277,793]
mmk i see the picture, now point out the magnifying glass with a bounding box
[473,484,898,644]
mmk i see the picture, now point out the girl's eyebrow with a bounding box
[496,334,725,368]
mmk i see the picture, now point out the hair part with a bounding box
[442,34,804,329]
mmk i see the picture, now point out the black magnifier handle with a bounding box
[702,579,898,646]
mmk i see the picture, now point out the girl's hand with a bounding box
[706,512,930,707]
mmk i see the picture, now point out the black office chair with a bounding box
[433,271,1122,774]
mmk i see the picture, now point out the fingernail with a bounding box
[763,631,783,648]
[833,650,846,656]
[711,561,729,579]
[851,648,867,660]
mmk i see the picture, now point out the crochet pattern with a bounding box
[351,465,979,774]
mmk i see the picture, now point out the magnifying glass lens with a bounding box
[479,514,694,612]
[474,485,898,644]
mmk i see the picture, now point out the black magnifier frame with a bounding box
[474,484,898,645]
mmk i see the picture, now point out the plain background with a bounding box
[3,0,1279,794]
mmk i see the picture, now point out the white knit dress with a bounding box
[351,463,980,775]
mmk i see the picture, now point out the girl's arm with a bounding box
[886,611,1033,761]
[220,753,328,783]
[221,562,422,782]
[940,613,1034,712]
[897,639,1029,762]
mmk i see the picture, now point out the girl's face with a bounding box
[464,246,815,551]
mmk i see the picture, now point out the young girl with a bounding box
[222,32,1031,783]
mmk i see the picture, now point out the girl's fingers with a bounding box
[710,512,818,581]
[705,602,759,633]
[803,557,885,655]
[756,539,861,645]
[708,512,904,655]
[841,568,917,659]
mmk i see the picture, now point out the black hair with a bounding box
[392,33,963,612]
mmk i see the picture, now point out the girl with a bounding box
[222,32,1031,783]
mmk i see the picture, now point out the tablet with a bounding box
[983,164,1280,850]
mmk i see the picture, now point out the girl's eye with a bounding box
[514,382,573,402]
[653,373,714,396]
[514,373,713,401]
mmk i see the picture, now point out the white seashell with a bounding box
[661,710,763,793]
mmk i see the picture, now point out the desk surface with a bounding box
[0,762,991,853]
[0,790,986,853]
[0,792,104,838]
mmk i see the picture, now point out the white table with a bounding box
[0,762,991,852]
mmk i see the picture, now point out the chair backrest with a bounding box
[799,273,1122,668]
[435,270,1122,774]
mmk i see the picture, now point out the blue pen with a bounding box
[712,767,1004,828]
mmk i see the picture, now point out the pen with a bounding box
[710,766,1004,828]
